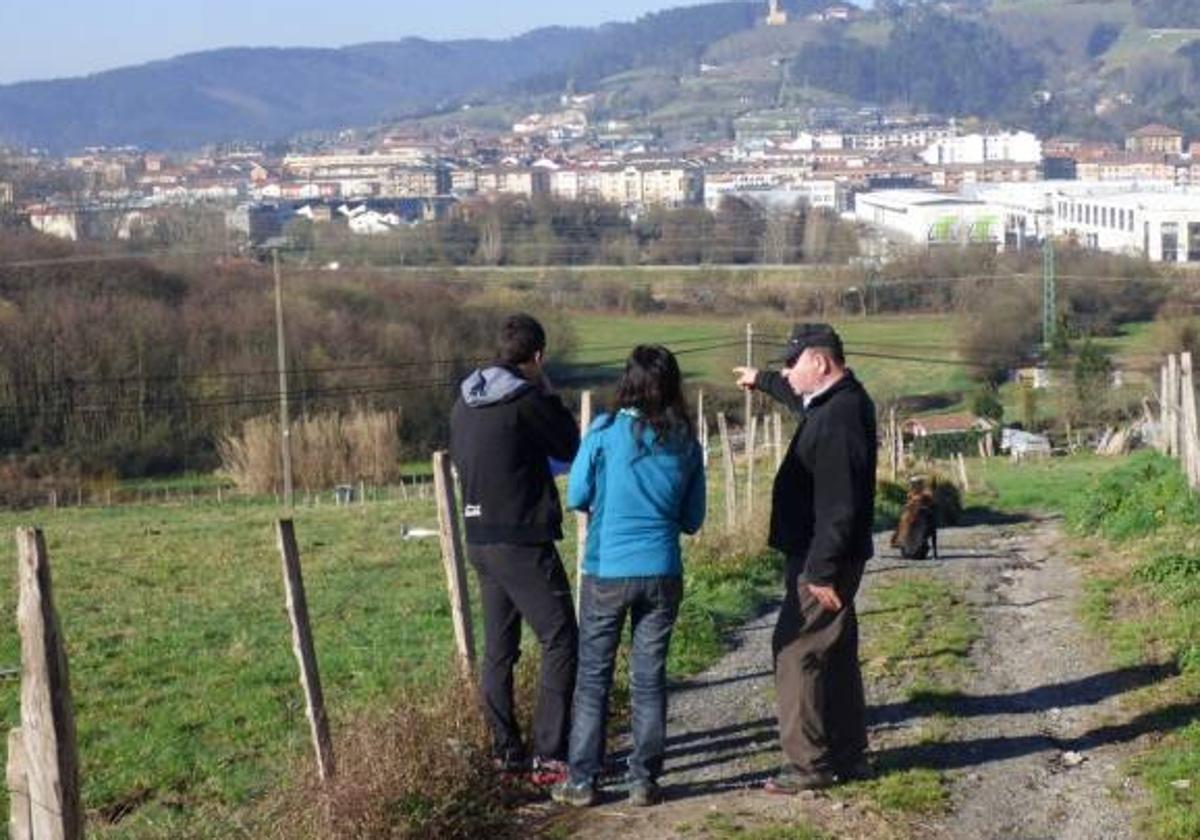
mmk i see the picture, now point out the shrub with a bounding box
[275,679,515,839]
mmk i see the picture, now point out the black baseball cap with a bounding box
[772,323,844,366]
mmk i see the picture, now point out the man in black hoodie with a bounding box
[734,323,876,793]
[450,313,581,783]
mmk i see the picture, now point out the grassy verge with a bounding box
[974,451,1200,840]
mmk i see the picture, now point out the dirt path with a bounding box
[550,517,1158,839]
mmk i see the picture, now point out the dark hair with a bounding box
[613,345,693,446]
[496,313,546,366]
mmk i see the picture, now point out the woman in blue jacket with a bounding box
[552,344,706,807]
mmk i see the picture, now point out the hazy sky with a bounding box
[0,0,699,84]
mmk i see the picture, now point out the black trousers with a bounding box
[771,557,867,773]
[468,542,578,762]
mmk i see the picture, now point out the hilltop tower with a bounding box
[766,0,789,25]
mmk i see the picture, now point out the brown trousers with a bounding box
[771,558,867,772]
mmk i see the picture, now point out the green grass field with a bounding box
[566,312,974,405]
[0,496,460,836]
[565,310,1164,428]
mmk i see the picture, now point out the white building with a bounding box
[921,131,1042,166]
[857,180,1200,262]
[705,181,846,213]
[854,190,1003,246]
[845,125,956,152]
[1054,189,1200,263]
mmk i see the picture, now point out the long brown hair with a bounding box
[611,344,693,447]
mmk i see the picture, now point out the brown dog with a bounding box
[891,488,938,560]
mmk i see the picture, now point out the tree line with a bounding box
[0,230,534,486]
[291,196,861,267]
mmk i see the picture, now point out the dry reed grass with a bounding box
[218,408,400,494]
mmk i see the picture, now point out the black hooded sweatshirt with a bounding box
[449,365,580,545]
[755,369,877,584]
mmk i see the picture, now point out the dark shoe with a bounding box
[551,778,598,807]
[836,756,874,782]
[763,765,838,794]
[628,780,662,807]
[529,757,570,787]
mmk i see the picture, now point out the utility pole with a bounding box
[274,249,294,508]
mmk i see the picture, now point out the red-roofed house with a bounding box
[903,413,997,438]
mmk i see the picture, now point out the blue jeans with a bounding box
[568,574,683,785]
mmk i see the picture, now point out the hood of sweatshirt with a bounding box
[460,365,532,408]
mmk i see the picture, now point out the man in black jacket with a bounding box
[734,323,876,792]
[450,313,581,783]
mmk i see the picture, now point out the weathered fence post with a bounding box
[955,452,971,492]
[697,389,708,468]
[888,406,899,481]
[575,391,593,610]
[744,323,754,444]
[1171,352,1180,458]
[745,415,758,521]
[275,519,336,781]
[716,413,737,532]
[1181,353,1200,487]
[433,451,476,679]
[14,526,83,840]
[7,727,31,840]
[1159,362,1170,454]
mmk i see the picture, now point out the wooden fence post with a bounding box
[575,391,593,610]
[1168,354,1181,460]
[7,727,31,840]
[955,452,971,492]
[716,413,737,532]
[697,389,708,468]
[745,415,758,521]
[433,451,476,679]
[275,519,335,781]
[1159,362,1170,454]
[15,527,83,840]
[888,406,900,481]
[1181,353,1200,487]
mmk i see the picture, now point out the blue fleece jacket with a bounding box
[567,410,706,578]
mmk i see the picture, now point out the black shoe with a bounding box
[836,757,874,782]
[628,780,662,807]
[551,779,598,807]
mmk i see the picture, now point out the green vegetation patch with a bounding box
[1066,452,1199,542]
[840,767,949,815]
[686,811,834,840]
[971,453,1111,515]
[860,574,978,685]
[1133,719,1200,840]
[671,535,783,675]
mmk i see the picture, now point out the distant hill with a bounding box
[0,29,602,150]
[0,2,769,151]
[4,0,1200,151]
